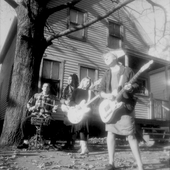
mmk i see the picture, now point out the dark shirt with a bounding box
[99,65,139,112]
[62,85,74,100]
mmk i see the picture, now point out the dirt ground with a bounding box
[0,139,169,170]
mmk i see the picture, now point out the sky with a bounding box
[0,0,170,57]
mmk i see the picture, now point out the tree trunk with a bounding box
[0,3,48,145]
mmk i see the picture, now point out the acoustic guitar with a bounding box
[99,60,154,123]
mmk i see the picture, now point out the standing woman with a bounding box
[99,50,144,170]
[60,74,79,149]
[61,74,79,106]
[69,77,94,155]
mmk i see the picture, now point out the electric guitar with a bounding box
[67,94,100,124]
[66,78,102,124]
[99,60,154,124]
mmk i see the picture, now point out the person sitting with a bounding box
[17,83,58,149]
[60,74,79,149]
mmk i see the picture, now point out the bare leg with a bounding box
[128,136,144,170]
[107,132,116,166]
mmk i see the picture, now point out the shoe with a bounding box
[105,164,115,170]
[17,143,29,149]
[80,148,89,155]
[80,140,89,155]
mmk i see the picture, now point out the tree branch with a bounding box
[46,0,135,43]
[45,0,82,18]
[4,0,18,9]
[146,0,167,43]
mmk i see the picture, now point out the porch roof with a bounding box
[124,48,170,72]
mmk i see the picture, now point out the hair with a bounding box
[102,50,118,60]
[42,82,50,88]
[103,49,125,59]
[70,73,79,89]
[78,76,92,90]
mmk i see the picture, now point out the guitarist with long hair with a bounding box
[99,50,144,170]
[69,77,95,155]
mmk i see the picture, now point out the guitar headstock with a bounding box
[90,78,102,89]
[140,60,154,72]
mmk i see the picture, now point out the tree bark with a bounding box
[0,2,47,145]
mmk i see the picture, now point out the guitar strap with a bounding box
[87,90,92,102]
[118,67,126,87]
[118,74,124,87]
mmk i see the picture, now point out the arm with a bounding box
[99,70,115,100]
[124,68,139,94]
[27,94,37,112]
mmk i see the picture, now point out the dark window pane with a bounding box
[78,12,84,24]
[88,69,95,82]
[70,10,77,23]
[108,36,121,49]
[51,62,60,80]
[69,9,86,40]
[80,67,95,83]
[69,23,84,38]
[42,60,51,79]
[80,67,87,81]
[109,22,121,37]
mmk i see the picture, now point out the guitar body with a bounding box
[99,60,153,123]
[67,100,91,124]
[67,106,90,124]
[99,99,124,123]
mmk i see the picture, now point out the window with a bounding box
[108,21,123,49]
[79,65,101,92]
[80,66,95,82]
[68,8,87,41]
[40,59,64,98]
[136,78,149,96]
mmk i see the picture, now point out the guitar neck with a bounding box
[84,94,100,107]
[116,69,143,100]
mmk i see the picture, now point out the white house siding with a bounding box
[45,0,151,120]
[135,96,150,119]
[150,71,167,100]
[46,0,150,88]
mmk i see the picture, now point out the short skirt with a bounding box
[105,111,135,136]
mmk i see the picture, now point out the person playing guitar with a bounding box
[99,50,144,170]
[68,76,95,155]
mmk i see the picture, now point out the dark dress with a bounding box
[62,85,74,101]
[69,88,94,135]
[99,65,139,136]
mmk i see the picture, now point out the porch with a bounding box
[135,95,170,121]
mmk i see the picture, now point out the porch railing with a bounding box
[135,94,170,121]
[152,99,170,120]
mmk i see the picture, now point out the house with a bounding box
[0,0,170,139]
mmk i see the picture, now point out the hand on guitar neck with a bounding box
[100,89,118,100]
[101,83,132,100]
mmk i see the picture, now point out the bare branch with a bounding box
[125,5,151,15]
[4,0,18,9]
[146,0,168,43]
[46,0,135,43]
[46,0,82,18]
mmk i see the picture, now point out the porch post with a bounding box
[165,66,169,100]
[150,92,154,119]
[125,55,129,67]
